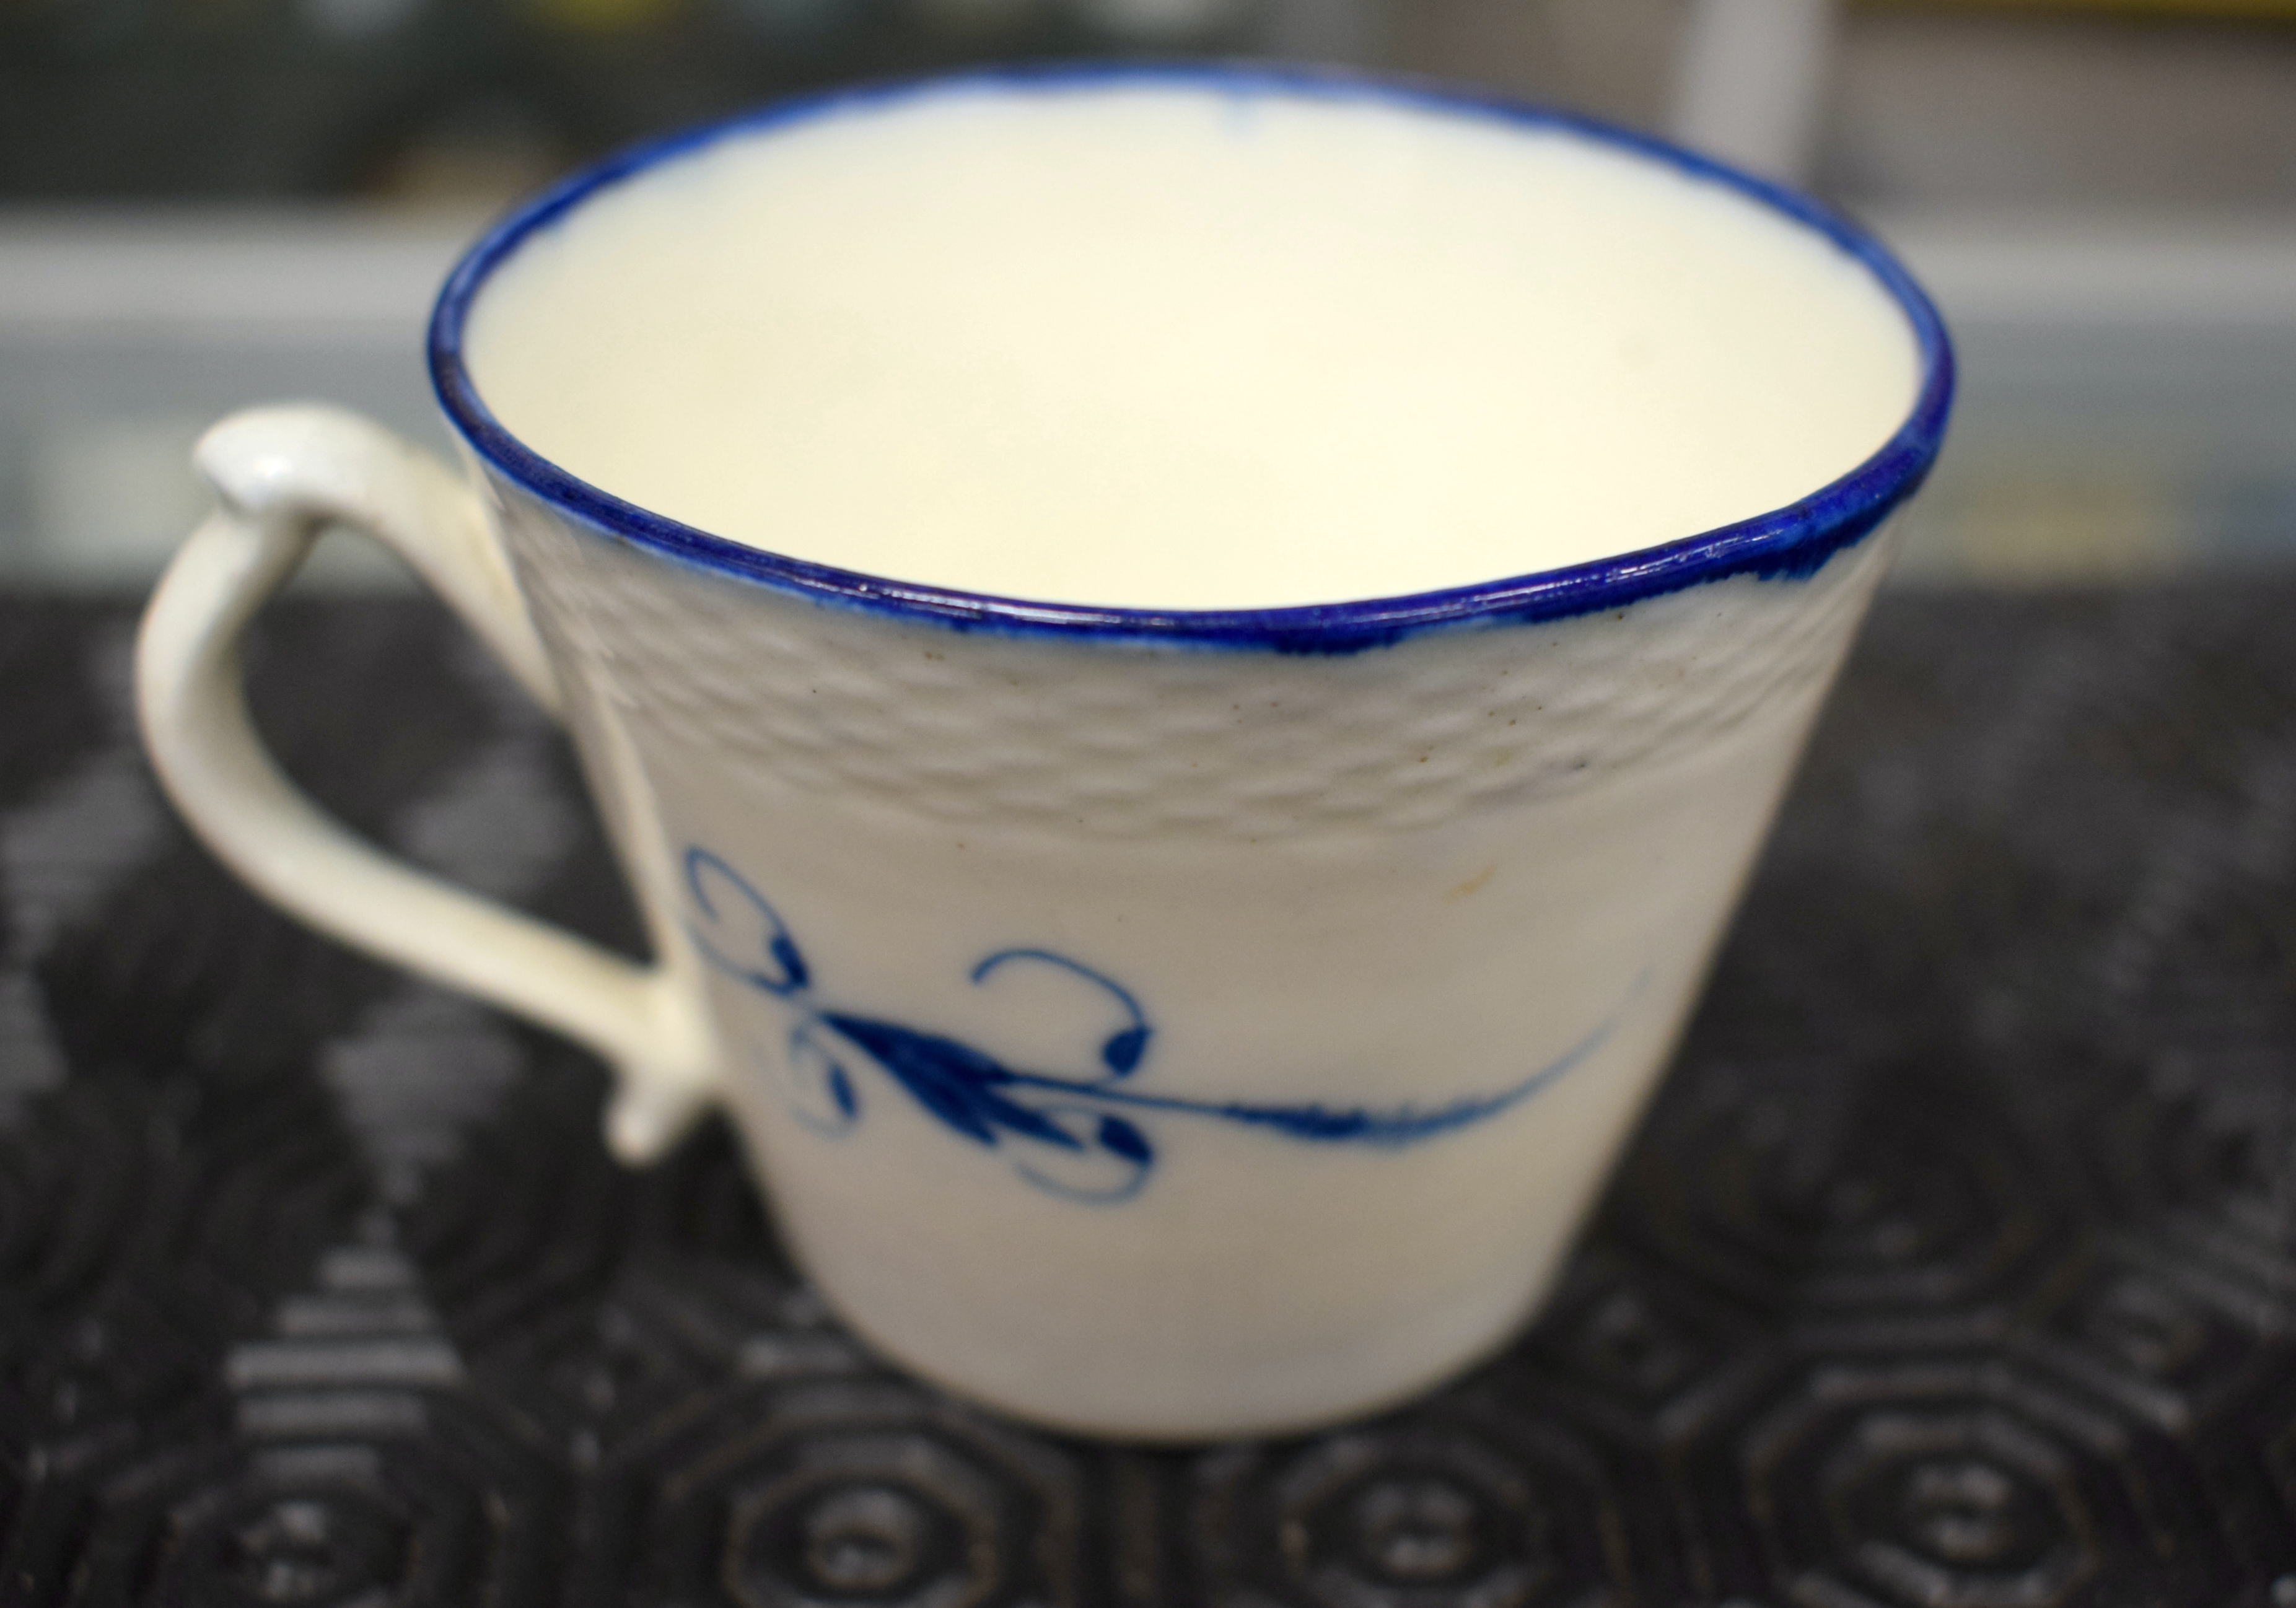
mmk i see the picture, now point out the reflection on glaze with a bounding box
[685,846,1620,1203]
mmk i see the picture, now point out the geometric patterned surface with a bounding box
[508,490,1888,837]
[1,583,2292,1606]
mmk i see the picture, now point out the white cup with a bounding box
[136,66,1952,1440]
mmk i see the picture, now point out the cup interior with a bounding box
[431,66,1953,648]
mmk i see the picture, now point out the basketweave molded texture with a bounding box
[499,492,1893,841]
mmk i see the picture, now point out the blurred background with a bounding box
[1,0,2292,590]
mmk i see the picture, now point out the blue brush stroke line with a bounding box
[971,947,1151,1076]
[820,1001,1613,1151]
[823,1013,1085,1150]
[991,1008,1613,1147]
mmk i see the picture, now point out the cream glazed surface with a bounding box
[490,477,1900,1436]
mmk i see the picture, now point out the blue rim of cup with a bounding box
[428,61,1955,655]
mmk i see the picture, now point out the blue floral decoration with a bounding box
[685,847,1618,1203]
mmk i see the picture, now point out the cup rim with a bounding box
[428,61,1955,654]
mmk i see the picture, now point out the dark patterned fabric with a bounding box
[0,585,2291,1607]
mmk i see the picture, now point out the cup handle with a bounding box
[136,404,717,1163]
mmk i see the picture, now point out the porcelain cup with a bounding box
[136,66,1952,1440]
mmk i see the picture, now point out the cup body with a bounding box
[418,67,1951,1439]
[486,480,1901,1436]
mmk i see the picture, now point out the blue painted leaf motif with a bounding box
[1097,1114,1152,1165]
[821,1014,1084,1151]
[769,932,809,993]
[1102,1025,1150,1077]
[683,846,1623,1204]
[783,1022,861,1135]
